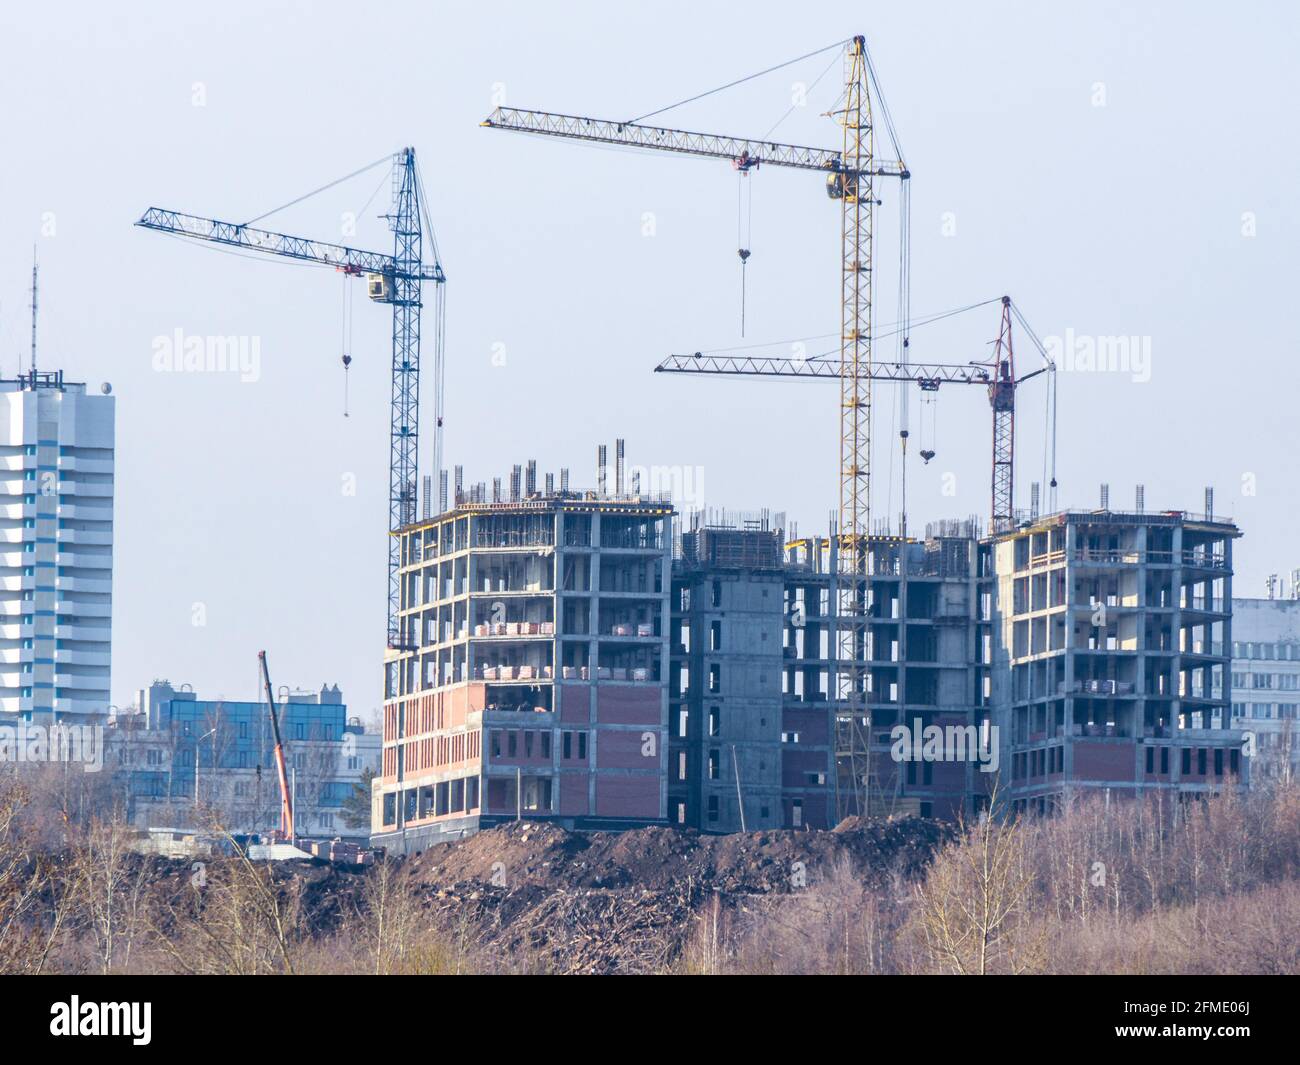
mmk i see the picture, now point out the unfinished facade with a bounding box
[670,516,984,832]
[373,470,673,853]
[374,484,1249,844]
[669,520,786,833]
[783,524,985,826]
[984,508,1245,812]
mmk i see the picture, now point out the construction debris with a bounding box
[398,818,949,973]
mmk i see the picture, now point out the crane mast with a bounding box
[989,296,1016,532]
[388,149,425,623]
[833,37,876,819]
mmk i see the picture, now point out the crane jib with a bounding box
[135,208,445,283]
[482,107,907,179]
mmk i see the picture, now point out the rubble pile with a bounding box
[401,818,951,973]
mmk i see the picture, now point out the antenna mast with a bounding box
[29,247,38,379]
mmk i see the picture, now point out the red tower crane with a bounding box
[655,295,1056,533]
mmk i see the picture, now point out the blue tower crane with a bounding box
[136,148,445,647]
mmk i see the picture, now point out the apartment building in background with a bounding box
[107,679,379,840]
[1230,595,1300,783]
[0,369,114,722]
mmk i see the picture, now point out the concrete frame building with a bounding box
[373,457,673,852]
[671,502,1249,830]
[984,507,1246,812]
[670,516,985,833]
[0,370,114,722]
[669,519,787,833]
[373,480,1250,844]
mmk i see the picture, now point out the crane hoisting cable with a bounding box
[736,166,754,335]
[341,273,353,417]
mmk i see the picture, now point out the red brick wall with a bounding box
[782,749,828,788]
[596,686,660,725]
[557,683,590,723]
[596,728,657,770]
[558,774,589,816]
[1072,740,1137,782]
[782,708,830,745]
[595,774,659,818]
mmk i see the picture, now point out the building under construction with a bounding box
[669,514,983,832]
[372,444,673,851]
[987,499,1244,813]
[372,461,1248,850]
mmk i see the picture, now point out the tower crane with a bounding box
[135,149,445,647]
[485,35,908,819]
[656,296,1057,533]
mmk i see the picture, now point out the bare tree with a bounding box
[0,773,71,974]
[151,827,302,975]
[339,857,471,974]
[910,784,1045,975]
[67,816,151,973]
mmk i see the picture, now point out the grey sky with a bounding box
[2,1,1295,721]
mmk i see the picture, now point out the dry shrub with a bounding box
[686,783,1300,976]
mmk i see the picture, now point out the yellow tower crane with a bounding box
[484,35,909,819]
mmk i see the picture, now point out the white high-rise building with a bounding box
[0,370,114,721]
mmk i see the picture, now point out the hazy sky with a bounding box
[2,2,1296,722]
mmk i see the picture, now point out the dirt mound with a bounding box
[408,817,948,896]
[398,817,951,972]
[101,817,949,974]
